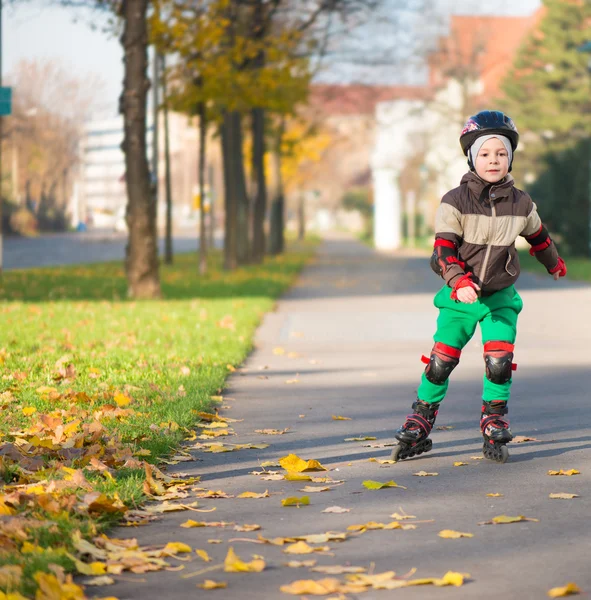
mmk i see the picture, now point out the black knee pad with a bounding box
[421,342,461,384]
[483,341,515,384]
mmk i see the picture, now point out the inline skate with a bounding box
[481,400,512,463]
[391,400,440,461]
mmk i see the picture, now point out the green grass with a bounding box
[518,249,591,282]
[0,243,316,596]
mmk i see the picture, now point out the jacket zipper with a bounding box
[478,191,496,285]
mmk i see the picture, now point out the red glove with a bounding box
[549,257,567,278]
[450,273,476,300]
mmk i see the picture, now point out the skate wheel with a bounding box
[498,445,509,463]
[391,444,404,462]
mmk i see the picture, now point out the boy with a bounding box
[392,110,567,463]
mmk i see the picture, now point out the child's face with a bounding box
[474,137,509,183]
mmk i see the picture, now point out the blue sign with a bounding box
[0,87,11,116]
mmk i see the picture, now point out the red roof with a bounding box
[309,84,429,116]
[429,9,544,100]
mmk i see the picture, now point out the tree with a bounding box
[500,0,591,161]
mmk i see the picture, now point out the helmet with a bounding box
[459,110,519,157]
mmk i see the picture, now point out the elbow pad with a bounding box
[430,239,465,277]
[525,224,552,255]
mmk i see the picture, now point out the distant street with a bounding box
[2,229,220,271]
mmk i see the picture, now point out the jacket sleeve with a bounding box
[431,198,466,288]
[520,199,560,272]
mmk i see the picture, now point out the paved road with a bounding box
[2,230,219,270]
[106,233,591,599]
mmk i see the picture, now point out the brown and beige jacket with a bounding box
[433,171,559,295]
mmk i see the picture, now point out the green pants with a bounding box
[417,285,523,404]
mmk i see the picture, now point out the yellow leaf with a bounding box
[114,392,132,407]
[234,524,261,532]
[389,511,416,520]
[73,559,107,576]
[223,547,265,573]
[311,565,366,574]
[198,580,227,590]
[344,436,376,441]
[279,453,327,472]
[482,515,539,525]
[22,406,37,416]
[285,559,317,568]
[283,541,317,555]
[438,530,474,539]
[413,471,438,476]
[362,480,406,490]
[453,462,469,467]
[181,520,204,528]
[549,493,579,500]
[284,472,312,481]
[273,347,286,355]
[299,486,331,493]
[82,575,115,586]
[280,578,341,595]
[163,542,192,554]
[34,572,86,600]
[332,415,352,420]
[36,386,58,395]
[547,582,582,597]
[548,469,580,476]
[196,549,212,562]
[438,571,470,586]
[281,496,310,507]
[0,499,15,516]
[237,491,269,499]
[486,493,504,497]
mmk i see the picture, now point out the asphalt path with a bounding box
[104,233,591,599]
[2,229,219,270]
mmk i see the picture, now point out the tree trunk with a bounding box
[121,0,160,298]
[208,163,215,252]
[269,120,285,255]
[298,193,305,241]
[221,111,237,270]
[198,101,207,275]
[161,54,173,265]
[231,111,250,265]
[251,107,267,262]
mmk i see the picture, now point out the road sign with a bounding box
[0,87,12,116]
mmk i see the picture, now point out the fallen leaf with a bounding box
[223,547,265,572]
[470,456,484,460]
[548,470,580,476]
[453,462,469,467]
[196,549,212,562]
[255,428,290,435]
[237,491,269,499]
[438,530,474,539]
[547,582,581,597]
[198,580,227,590]
[479,515,539,525]
[281,496,310,507]
[283,541,323,555]
[299,486,332,493]
[259,461,280,468]
[163,542,192,554]
[82,575,115,586]
[435,425,454,430]
[208,539,222,544]
[295,532,347,543]
[332,415,351,420]
[344,436,376,441]
[413,471,438,477]
[512,435,540,443]
[114,392,132,407]
[279,453,327,472]
[234,524,261,532]
[273,347,286,355]
[22,407,37,416]
[285,379,299,384]
[362,480,406,490]
[549,493,579,500]
[284,473,312,482]
[311,565,366,574]
[280,578,341,595]
[322,506,350,514]
[285,560,316,568]
[486,493,504,498]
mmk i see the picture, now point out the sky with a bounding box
[4,0,542,119]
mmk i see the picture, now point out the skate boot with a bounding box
[481,400,512,463]
[391,400,440,462]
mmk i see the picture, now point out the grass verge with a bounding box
[518,250,591,282]
[0,241,316,597]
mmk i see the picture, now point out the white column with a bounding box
[373,167,402,250]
